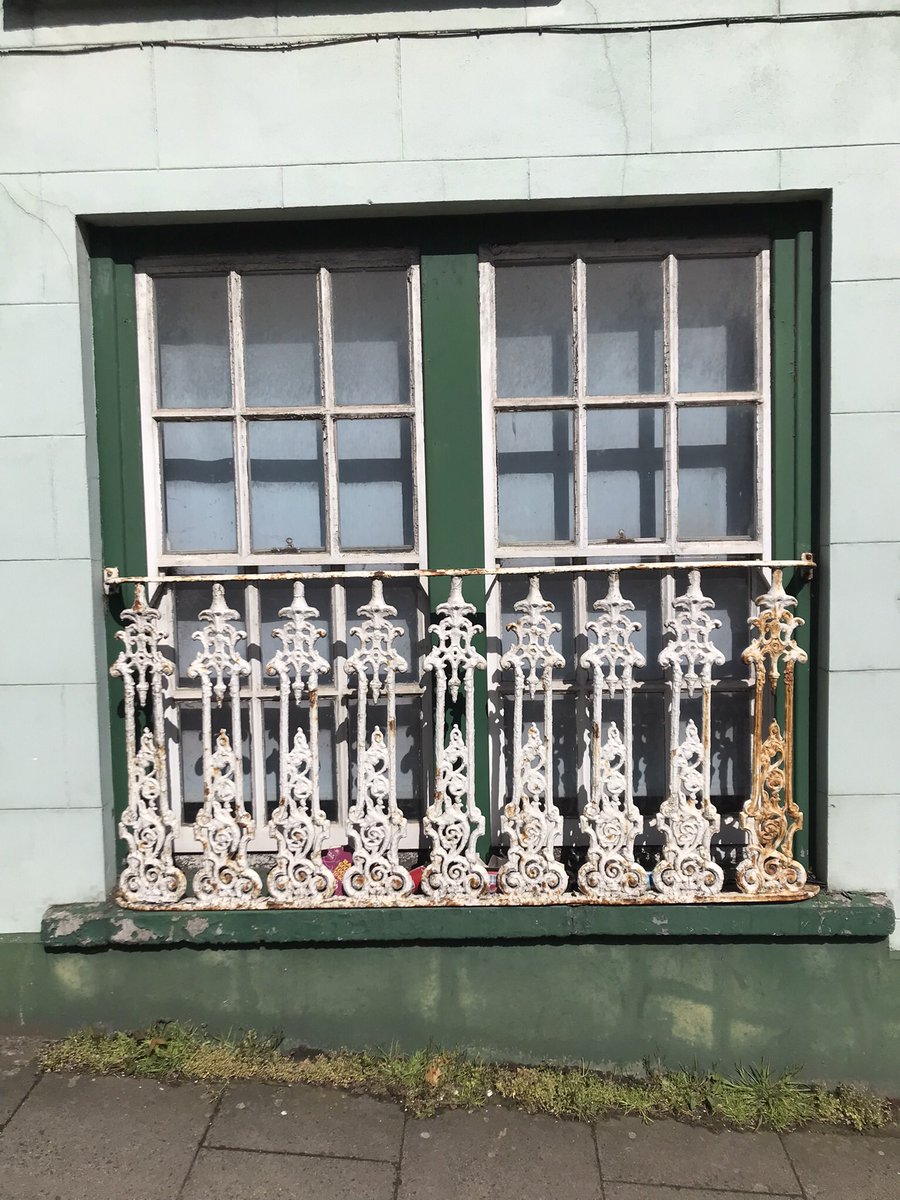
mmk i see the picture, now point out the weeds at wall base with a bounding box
[39,1022,893,1133]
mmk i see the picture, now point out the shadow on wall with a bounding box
[4,0,537,32]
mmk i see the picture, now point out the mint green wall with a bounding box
[2,935,900,1092]
[0,6,899,935]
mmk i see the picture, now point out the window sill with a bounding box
[41,892,894,950]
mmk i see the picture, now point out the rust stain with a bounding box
[737,570,809,896]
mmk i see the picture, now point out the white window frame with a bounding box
[134,250,431,853]
[479,237,772,847]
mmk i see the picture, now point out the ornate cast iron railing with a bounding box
[105,559,816,910]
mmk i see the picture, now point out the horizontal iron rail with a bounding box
[104,555,815,589]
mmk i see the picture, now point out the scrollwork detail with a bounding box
[193,730,262,905]
[343,728,413,899]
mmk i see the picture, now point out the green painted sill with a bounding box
[41,892,894,950]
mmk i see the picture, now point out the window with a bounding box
[135,254,429,851]
[485,244,768,557]
[481,242,770,855]
[100,208,815,901]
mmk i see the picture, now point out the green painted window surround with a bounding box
[91,203,819,925]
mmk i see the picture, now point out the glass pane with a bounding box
[505,697,579,820]
[248,420,325,553]
[586,407,664,542]
[162,422,236,552]
[711,691,752,802]
[264,702,337,823]
[677,405,755,540]
[337,418,414,550]
[177,705,205,820]
[332,270,410,406]
[632,691,666,811]
[679,692,751,803]
[586,260,663,395]
[349,698,424,820]
[178,704,251,826]
[678,257,756,392]
[260,580,333,670]
[156,276,231,409]
[497,410,573,544]
[599,691,666,804]
[703,569,752,678]
[243,274,319,408]
[495,264,573,398]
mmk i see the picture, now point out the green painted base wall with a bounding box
[2,938,899,1092]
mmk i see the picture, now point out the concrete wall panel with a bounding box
[830,280,900,414]
[0,304,86,437]
[400,33,651,161]
[0,437,91,562]
[153,40,404,170]
[0,808,107,934]
[0,50,157,174]
[651,21,900,152]
[0,684,104,810]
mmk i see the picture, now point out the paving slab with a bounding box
[0,1037,44,1127]
[398,1104,601,1200]
[602,1185,801,1195]
[181,1147,397,1200]
[207,1081,404,1162]
[605,1187,800,1200]
[595,1117,800,1194]
[784,1129,900,1200]
[0,1073,215,1200]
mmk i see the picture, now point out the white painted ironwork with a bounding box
[112,585,186,905]
[578,572,649,898]
[342,580,414,899]
[265,582,334,902]
[188,585,260,904]
[653,570,726,898]
[738,570,809,895]
[422,577,489,900]
[498,577,567,898]
[108,560,817,911]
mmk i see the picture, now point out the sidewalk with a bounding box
[1,1037,897,1199]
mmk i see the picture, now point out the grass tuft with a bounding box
[38,1023,893,1132]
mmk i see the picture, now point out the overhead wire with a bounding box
[0,9,897,56]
